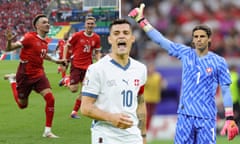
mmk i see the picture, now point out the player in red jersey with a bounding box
[3,14,65,138]
[62,16,102,119]
[56,32,72,82]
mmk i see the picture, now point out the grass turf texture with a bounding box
[0,60,239,144]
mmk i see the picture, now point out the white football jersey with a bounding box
[82,54,147,142]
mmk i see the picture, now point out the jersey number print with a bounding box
[122,90,133,107]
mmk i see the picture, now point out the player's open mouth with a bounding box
[117,41,126,48]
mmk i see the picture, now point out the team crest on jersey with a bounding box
[206,67,212,73]
[134,79,140,86]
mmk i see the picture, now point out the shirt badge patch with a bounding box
[206,67,212,73]
[134,79,140,86]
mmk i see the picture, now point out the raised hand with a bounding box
[5,28,17,41]
[128,3,145,22]
[128,3,152,31]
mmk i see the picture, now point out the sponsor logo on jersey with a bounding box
[122,79,129,85]
[107,80,117,87]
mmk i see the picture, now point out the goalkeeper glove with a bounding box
[220,111,239,140]
[128,3,152,31]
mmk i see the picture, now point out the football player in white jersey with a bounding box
[80,19,147,144]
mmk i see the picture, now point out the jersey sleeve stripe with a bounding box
[81,92,98,98]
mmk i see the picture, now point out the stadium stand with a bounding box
[0,0,50,51]
[122,0,240,62]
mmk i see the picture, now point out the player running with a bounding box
[3,14,66,138]
[62,16,102,119]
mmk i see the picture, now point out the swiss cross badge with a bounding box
[134,79,139,86]
[206,67,212,73]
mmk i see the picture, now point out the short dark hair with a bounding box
[32,14,47,29]
[191,25,212,48]
[192,25,212,38]
[109,19,132,31]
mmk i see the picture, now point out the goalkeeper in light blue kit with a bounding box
[129,3,239,144]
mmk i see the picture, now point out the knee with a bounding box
[44,93,55,105]
[69,86,78,93]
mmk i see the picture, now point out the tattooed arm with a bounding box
[137,94,147,144]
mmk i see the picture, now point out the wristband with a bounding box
[225,110,234,117]
[137,17,145,23]
[138,19,152,32]
[226,116,234,120]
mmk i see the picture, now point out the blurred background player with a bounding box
[56,32,72,87]
[80,18,147,144]
[129,3,239,143]
[62,16,102,118]
[3,14,66,138]
[229,64,240,127]
[144,61,166,130]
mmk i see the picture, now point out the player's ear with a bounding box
[108,35,112,44]
[131,35,136,43]
[208,38,211,48]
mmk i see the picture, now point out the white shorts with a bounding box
[91,128,142,144]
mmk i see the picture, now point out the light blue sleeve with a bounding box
[221,85,233,107]
[146,29,175,51]
[146,29,191,60]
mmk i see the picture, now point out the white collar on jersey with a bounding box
[37,34,46,40]
[84,31,94,37]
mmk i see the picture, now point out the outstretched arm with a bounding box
[45,54,67,65]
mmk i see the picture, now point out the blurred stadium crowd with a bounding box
[1,0,240,64]
[122,0,240,66]
[0,0,50,50]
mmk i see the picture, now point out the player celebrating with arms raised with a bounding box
[3,14,65,138]
[129,3,238,143]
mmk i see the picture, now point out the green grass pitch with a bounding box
[0,60,239,144]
